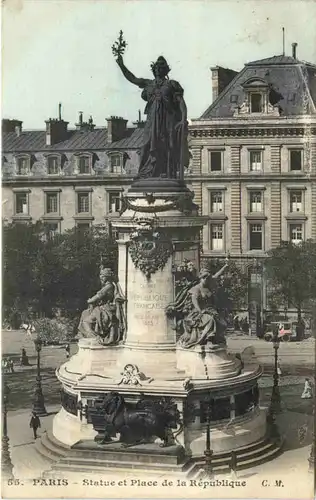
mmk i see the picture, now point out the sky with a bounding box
[2,0,316,129]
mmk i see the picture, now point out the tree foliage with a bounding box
[3,222,117,326]
[265,240,316,319]
[203,258,248,314]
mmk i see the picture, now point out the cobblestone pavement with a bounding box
[2,329,314,412]
[2,330,314,499]
[3,407,314,500]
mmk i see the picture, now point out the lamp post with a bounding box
[308,404,315,472]
[204,396,214,478]
[266,325,281,443]
[32,336,47,416]
[270,324,281,414]
[2,380,14,478]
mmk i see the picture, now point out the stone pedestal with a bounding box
[51,178,275,475]
[177,345,241,380]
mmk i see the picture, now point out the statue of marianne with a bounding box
[115,54,189,180]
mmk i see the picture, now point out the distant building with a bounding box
[190,46,316,329]
[2,46,316,328]
[2,112,145,236]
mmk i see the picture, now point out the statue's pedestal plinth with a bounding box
[64,339,121,379]
[50,179,279,476]
[176,345,241,380]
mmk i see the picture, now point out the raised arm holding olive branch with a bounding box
[113,31,189,180]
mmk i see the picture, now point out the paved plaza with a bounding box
[1,329,315,499]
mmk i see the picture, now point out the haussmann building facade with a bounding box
[189,47,316,331]
[2,46,316,331]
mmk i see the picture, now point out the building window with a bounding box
[290,191,303,212]
[77,192,90,213]
[47,156,59,175]
[110,154,122,174]
[46,193,58,214]
[290,224,303,244]
[209,151,222,172]
[15,193,28,214]
[249,223,263,250]
[108,191,121,213]
[45,222,59,240]
[250,93,263,113]
[249,191,262,212]
[210,224,224,251]
[290,150,302,171]
[249,150,262,171]
[78,156,90,174]
[210,191,223,213]
[76,222,91,234]
[16,157,29,175]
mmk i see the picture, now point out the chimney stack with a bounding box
[75,112,95,131]
[106,116,128,142]
[292,42,298,59]
[2,119,23,135]
[133,110,145,128]
[211,66,238,102]
[45,118,69,146]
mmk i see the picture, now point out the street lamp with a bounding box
[308,404,315,473]
[270,324,281,414]
[32,336,47,416]
[203,396,214,478]
[2,380,14,478]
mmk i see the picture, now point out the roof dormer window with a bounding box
[47,156,59,175]
[73,152,94,175]
[107,151,129,174]
[234,77,280,117]
[43,152,64,175]
[15,154,31,175]
[250,93,263,113]
[79,155,90,174]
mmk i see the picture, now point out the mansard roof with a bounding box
[2,127,144,153]
[201,54,316,118]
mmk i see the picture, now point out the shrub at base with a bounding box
[33,317,77,345]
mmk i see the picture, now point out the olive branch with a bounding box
[111,30,128,57]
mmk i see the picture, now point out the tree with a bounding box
[265,240,316,329]
[50,224,118,316]
[203,258,248,315]
[2,222,117,325]
[3,221,47,326]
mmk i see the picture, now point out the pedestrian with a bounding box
[233,315,240,331]
[65,343,70,359]
[301,378,313,399]
[20,348,29,366]
[2,358,9,373]
[30,411,41,439]
[8,358,14,373]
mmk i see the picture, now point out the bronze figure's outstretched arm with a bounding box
[212,259,229,280]
[116,55,147,89]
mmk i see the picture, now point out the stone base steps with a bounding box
[35,431,70,463]
[36,431,283,478]
[185,437,283,477]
